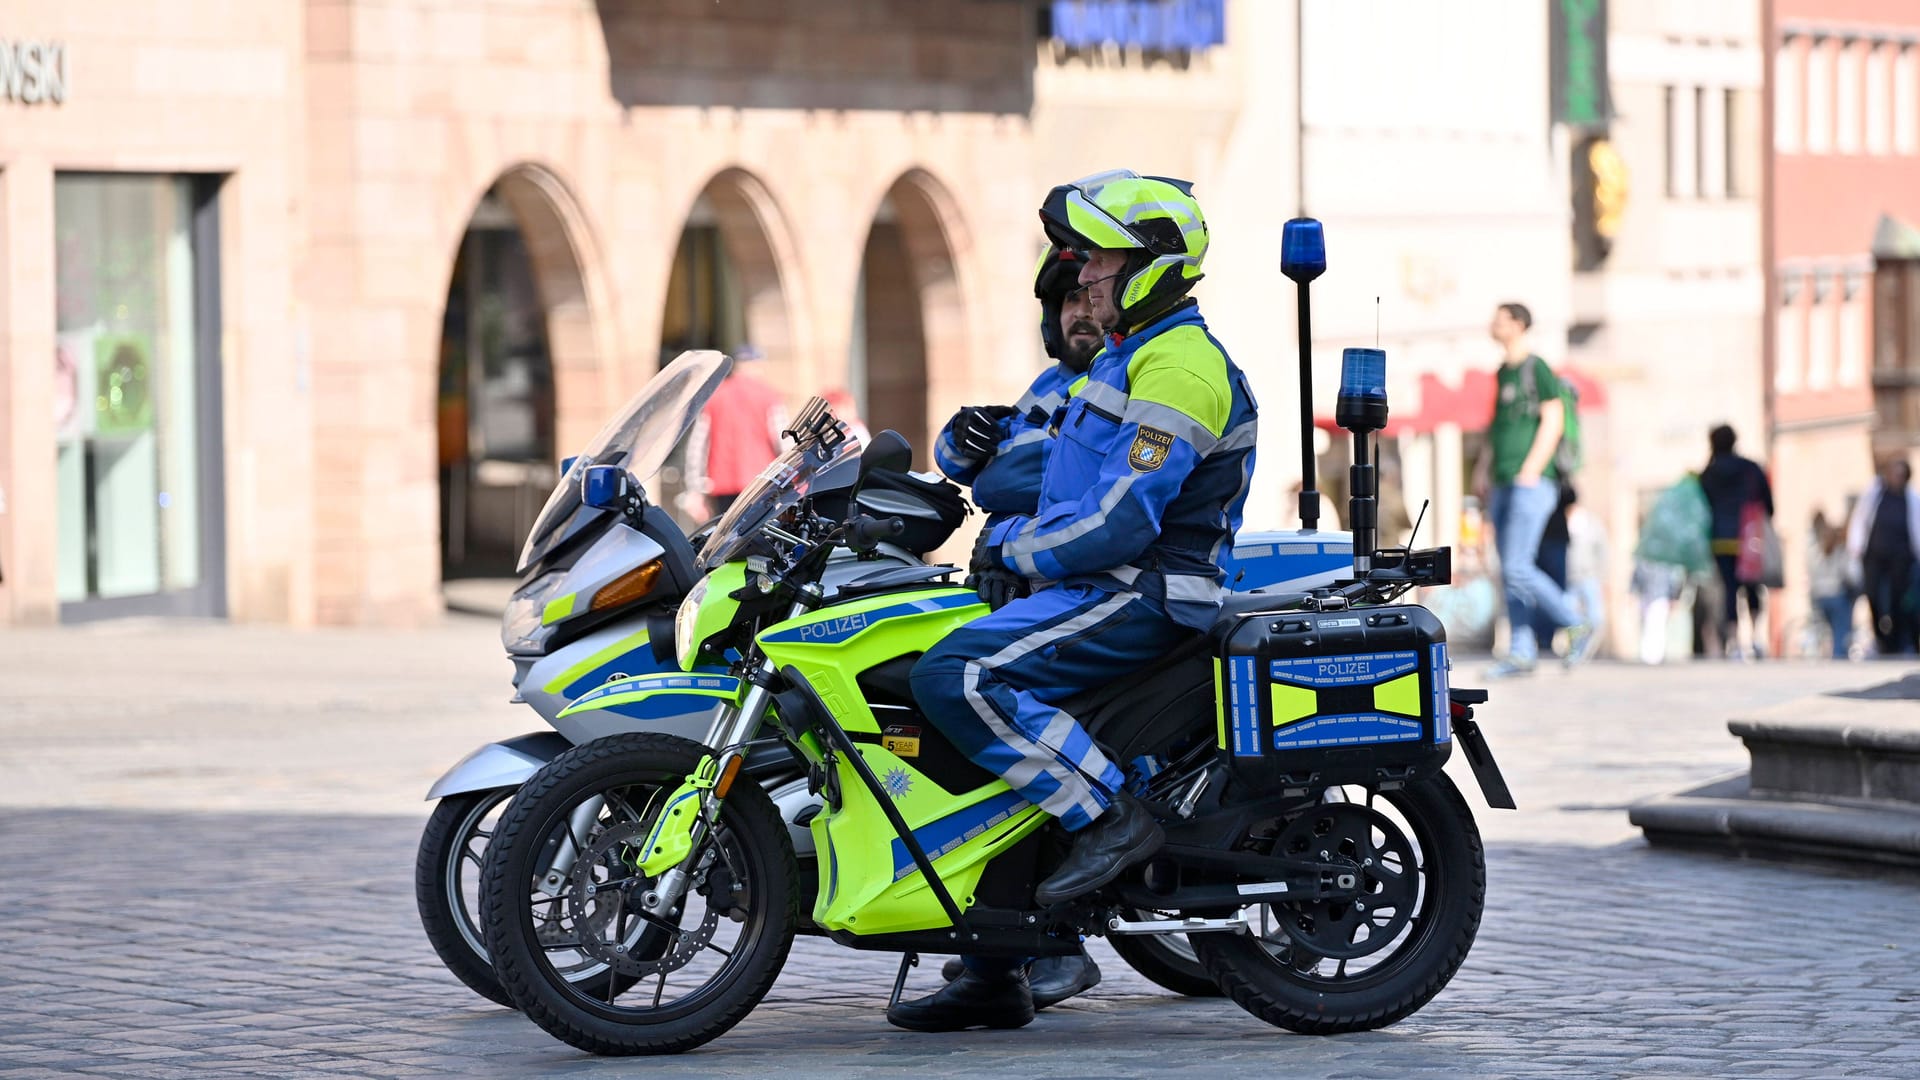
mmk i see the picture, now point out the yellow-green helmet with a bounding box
[1038,169,1208,326]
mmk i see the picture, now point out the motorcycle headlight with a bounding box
[675,577,709,667]
[501,570,566,655]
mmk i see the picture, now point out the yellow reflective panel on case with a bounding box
[1213,658,1227,749]
[1270,682,1318,727]
[1372,672,1424,717]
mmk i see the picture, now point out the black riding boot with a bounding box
[1034,793,1164,905]
[887,968,1035,1032]
[938,952,1103,1010]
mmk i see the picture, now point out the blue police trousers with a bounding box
[910,581,1191,832]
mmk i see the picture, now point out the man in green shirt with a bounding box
[1473,302,1593,675]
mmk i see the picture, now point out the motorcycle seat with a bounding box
[1057,589,1310,720]
[829,563,962,600]
[1215,588,1311,621]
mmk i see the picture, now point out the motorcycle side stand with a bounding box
[887,951,920,1009]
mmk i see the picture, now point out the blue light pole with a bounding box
[1280,217,1327,531]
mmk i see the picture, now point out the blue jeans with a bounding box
[1530,532,1570,652]
[1815,593,1855,659]
[1488,481,1581,663]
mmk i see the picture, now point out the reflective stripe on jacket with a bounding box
[985,303,1257,629]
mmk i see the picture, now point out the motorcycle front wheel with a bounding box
[479,733,798,1056]
[415,788,644,1009]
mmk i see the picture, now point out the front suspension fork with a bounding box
[637,651,783,916]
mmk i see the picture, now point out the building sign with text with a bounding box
[1050,0,1226,52]
[1,38,68,105]
[1550,0,1609,131]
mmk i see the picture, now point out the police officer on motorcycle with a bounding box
[892,170,1259,1031]
[929,243,1110,1010]
[936,246,1104,610]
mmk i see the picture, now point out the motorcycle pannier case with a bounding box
[1214,604,1453,789]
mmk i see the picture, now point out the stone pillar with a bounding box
[0,160,58,623]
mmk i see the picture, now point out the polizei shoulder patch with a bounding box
[1129,426,1175,471]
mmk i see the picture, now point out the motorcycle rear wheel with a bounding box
[479,733,798,1055]
[1194,775,1485,1034]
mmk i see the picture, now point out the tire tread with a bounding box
[480,733,799,1055]
[1196,777,1486,1034]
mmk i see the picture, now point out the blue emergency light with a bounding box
[1336,347,1389,434]
[582,464,630,510]
[1281,218,1327,283]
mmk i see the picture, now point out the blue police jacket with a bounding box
[983,302,1257,629]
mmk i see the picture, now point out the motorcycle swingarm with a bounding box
[1111,847,1364,912]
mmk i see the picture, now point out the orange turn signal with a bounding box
[590,559,664,611]
[713,754,746,799]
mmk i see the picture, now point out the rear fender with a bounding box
[424,731,571,801]
[1449,689,1516,810]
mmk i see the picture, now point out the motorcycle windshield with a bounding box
[699,399,861,570]
[516,350,732,574]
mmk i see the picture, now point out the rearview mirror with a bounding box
[581,464,631,510]
[859,429,913,480]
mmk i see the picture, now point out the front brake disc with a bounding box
[564,819,717,978]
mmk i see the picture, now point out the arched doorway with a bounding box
[852,171,970,468]
[658,170,797,525]
[436,167,598,580]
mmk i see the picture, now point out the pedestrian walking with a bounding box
[1473,302,1592,676]
[1846,458,1920,656]
[681,344,789,521]
[1697,425,1774,660]
[1630,473,1714,665]
[1807,510,1856,659]
[1529,480,1575,660]
[1563,486,1607,661]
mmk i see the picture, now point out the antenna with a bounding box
[1405,497,1429,552]
[1281,219,1328,533]
[1375,296,1380,348]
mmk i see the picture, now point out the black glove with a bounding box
[948,405,1018,459]
[966,525,1027,610]
[970,568,1028,611]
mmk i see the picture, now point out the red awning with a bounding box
[1313,368,1606,437]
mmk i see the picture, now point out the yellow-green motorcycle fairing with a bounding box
[753,582,1048,935]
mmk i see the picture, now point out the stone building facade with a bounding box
[3,0,1328,626]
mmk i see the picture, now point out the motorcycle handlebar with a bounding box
[846,514,906,552]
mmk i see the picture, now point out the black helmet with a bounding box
[1033,243,1090,362]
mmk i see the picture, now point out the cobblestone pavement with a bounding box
[3,617,1919,1079]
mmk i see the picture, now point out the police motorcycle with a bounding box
[416,349,1338,1009]
[417,349,966,1007]
[473,221,1514,1056]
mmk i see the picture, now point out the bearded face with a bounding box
[1057,286,1103,372]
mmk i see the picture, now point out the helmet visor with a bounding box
[1039,170,1201,257]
